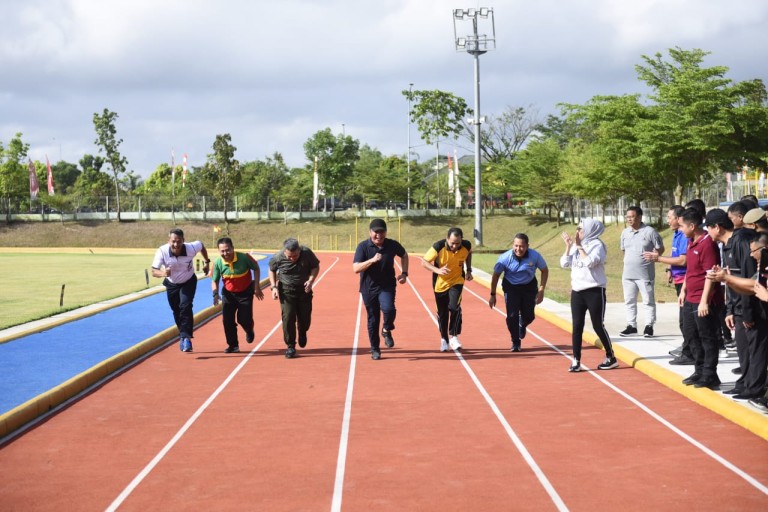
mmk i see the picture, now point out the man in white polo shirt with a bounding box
[152,228,211,352]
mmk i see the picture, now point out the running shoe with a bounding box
[597,356,619,370]
[449,336,462,351]
[440,339,450,352]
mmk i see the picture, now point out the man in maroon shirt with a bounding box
[678,208,725,389]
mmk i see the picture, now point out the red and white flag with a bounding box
[28,160,40,200]
[447,153,454,193]
[182,154,188,187]
[46,155,55,195]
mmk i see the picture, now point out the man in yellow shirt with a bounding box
[421,227,473,351]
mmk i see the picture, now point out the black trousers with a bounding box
[735,318,768,396]
[682,301,721,379]
[570,286,614,361]
[163,274,197,339]
[279,287,313,347]
[221,284,255,348]
[674,283,693,358]
[502,278,538,344]
[361,288,396,350]
[435,284,463,340]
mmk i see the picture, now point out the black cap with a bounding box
[369,218,387,231]
[704,208,733,229]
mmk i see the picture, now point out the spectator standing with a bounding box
[643,205,694,365]
[560,219,618,372]
[620,206,665,338]
[353,219,409,360]
[268,238,320,359]
[679,208,724,389]
[211,237,265,353]
[706,206,758,398]
[488,233,548,352]
[151,228,210,353]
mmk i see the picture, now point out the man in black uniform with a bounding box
[268,238,320,359]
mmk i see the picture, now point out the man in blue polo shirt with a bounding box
[488,233,548,352]
[353,218,409,360]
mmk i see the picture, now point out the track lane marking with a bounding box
[330,293,362,512]
[107,258,340,510]
[463,284,768,496]
[404,265,569,511]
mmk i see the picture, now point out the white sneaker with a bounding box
[449,336,462,350]
[440,338,450,352]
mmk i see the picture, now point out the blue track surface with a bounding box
[0,257,271,414]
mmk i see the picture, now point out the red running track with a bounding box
[1,252,767,511]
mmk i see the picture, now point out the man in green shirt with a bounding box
[212,237,265,353]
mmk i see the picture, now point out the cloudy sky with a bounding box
[2,0,767,177]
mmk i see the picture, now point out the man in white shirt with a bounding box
[620,206,665,338]
[152,228,210,352]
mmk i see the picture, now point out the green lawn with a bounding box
[0,251,171,329]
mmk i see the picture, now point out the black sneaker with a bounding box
[669,347,682,357]
[668,355,695,365]
[246,331,255,344]
[597,356,619,370]
[748,396,768,413]
[511,342,521,352]
[285,346,296,359]
[694,376,721,390]
[519,319,527,340]
[382,330,395,348]
[568,359,581,372]
[643,325,654,338]
[225,345,240,353]
[298,334,307,348]
[682,373,701,386]
[619,326,637,337]
[371,349,381,360]
[723,388,743,395]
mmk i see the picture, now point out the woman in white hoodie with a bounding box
[560,218,618,372]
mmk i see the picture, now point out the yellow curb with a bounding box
[535,308,768,441]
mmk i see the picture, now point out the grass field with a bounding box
[0,215,680,329]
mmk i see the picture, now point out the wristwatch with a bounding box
[401,272,408,276]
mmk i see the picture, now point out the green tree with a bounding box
[51,161,81,194]
[633,47,755,203]
[93,108,129,221]
[303,128,360,219]
[241,153,289,211]
[199,133,241,227]
[0,133,30,219]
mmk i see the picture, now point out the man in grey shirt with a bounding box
[620,206,665,337]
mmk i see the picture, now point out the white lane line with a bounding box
[105,321,283,511]
[463,285,768,496]
[330,294,362,512]
[108,257,341,510]
[405,276,569,512]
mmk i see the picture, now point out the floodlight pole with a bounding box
[454,7,495,247]
[407,82,413,210]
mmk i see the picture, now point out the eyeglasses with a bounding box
[750,246,766,255]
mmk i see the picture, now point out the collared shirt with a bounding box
[354,238,406,293]
[152,240,204,284]
[620,223,664,280]
[684,232,723,305]
[423,239,472,293]
[670,228,688,283]
[212,252,259,293]
[269,246,320,291]
[494,248,547,286]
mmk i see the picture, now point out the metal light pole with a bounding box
[407,82,413,210]
[453,7,495,246]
